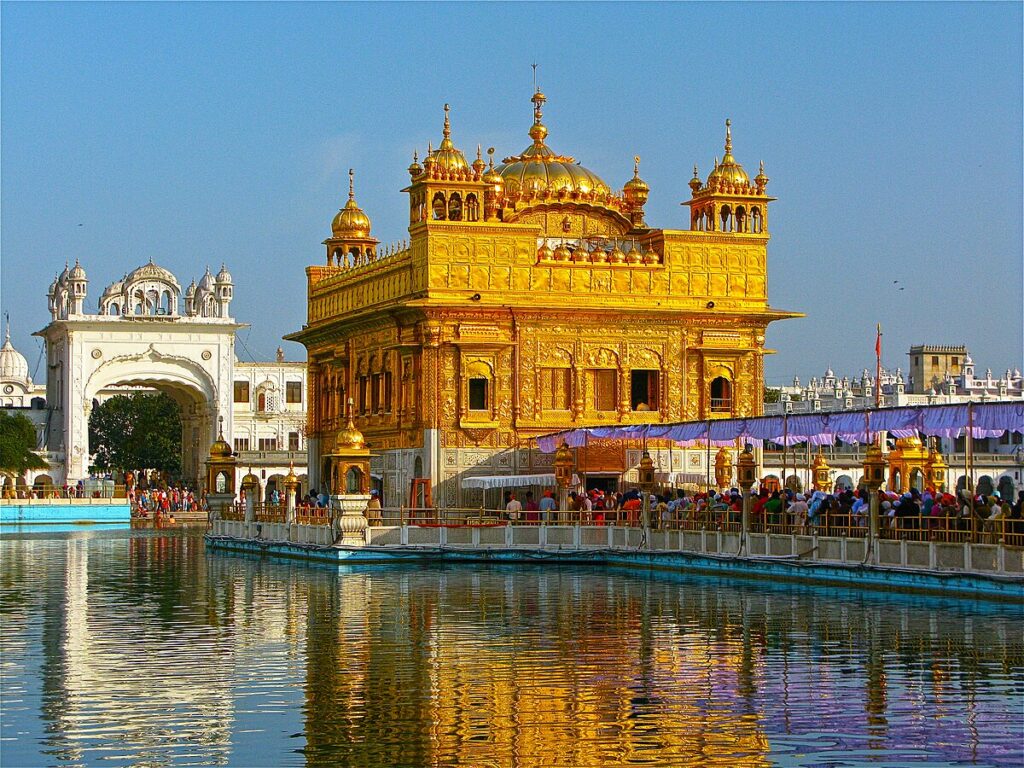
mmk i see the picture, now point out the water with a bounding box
[1,528,1021,768]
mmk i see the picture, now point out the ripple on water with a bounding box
[0,528,1021,767]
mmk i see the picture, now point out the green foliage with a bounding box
[763,386,782,404]
[88,393,182,474]
[0,412,47,474]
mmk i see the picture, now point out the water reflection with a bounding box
[0,529,1021,767]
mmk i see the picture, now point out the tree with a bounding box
[0,412,47,475]
[763,386,782,404]
[88,392,182,475]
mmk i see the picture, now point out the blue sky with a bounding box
[2,2,1021,385]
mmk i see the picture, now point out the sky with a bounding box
[2,2,1022,387]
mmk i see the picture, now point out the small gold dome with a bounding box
[408,150,423,178]
[284,462,298,484]
[623,156,649,204]
[332,169,372,238]
[707,120,749,186]
[210,433,232,459]
[608,245,626,264]
[553,243,572,261]
[537,242,554,261]
[336,399,366,450]
[426,104,470,176]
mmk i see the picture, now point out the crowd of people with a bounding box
[500,485,1024,544]
[130,485,204,521]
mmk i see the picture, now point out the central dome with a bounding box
[124,260,181,291]
[495,91,612,201]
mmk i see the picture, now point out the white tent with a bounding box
[461,473,577,490]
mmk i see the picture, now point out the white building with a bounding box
[230,351,309,500]
[762,347,1024,498]
[8,260,309,496]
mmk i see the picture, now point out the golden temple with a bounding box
[287,90,799,507]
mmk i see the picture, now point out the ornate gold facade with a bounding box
[287,91,799,506]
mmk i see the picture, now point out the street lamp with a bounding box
[554,440,574,523]
[737,443,757,553]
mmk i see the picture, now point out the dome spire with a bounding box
[439,103,455,150]
[724,118,732,155]
[348,168,355,201]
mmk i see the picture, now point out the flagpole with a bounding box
[875,324,882,410]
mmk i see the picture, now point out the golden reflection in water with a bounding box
[300,570,772,767]
[2,531,1022,768]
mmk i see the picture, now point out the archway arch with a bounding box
[83,354,221,487]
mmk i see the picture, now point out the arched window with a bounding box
[465,193,479,222]
[751,208,762,234]
[432,192,447,220]
[710,377,732,413]
[448,193,463,221]
[719,205,732,233]
[109,303,119,316]
[163,290,173,314]
[346,466,364,494]
[735,206,746,233]
[258,392,267,412]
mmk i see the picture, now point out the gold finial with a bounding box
[348,168,354,201]
[724,119,732,153]
[759,159,765,173]
[413,149,418,163]
[477,144,482,161]
[693,164,699,178]
[633,155,641,177]
[442,103,451,140]
[532,62,538,93]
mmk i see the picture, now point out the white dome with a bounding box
[0,326,30,382]
[124,260,181,291]
[199,268,215,291]
[215,264,232,284]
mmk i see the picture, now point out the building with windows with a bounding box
[288,91,798,507]
[761,349,1024,499]
[230,351,308,500]
[10,261,309,497]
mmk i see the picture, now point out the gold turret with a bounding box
[325,169,379,266]
[683,120,773,235]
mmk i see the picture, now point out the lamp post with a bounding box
[554,440,574,524]
[714,446,733,490]
[283,462,299,528]
[639,449,656,547]
[862,440,886,564]
[812,449,832,492]
[205,418,237,530]
[737,443,757,554]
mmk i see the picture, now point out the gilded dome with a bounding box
[495,91,612,201]
[209,429,233,459]
[332,169,372,238]
[707,120,749,186]
[425,104,470,176]
[0,323,30,382]
[336,399,366,451]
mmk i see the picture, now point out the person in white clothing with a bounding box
[505,492,522,522]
